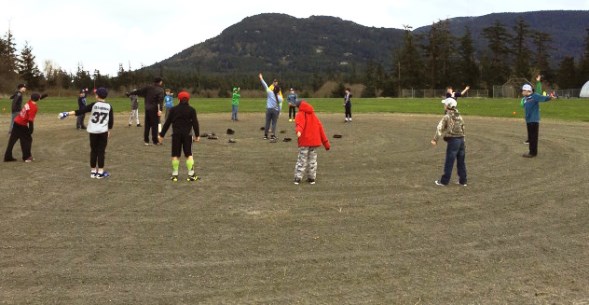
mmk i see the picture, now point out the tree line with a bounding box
[2,17,589,97]
[383,18,589,97]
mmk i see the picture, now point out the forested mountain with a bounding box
[157,14,405,79]
[154,11,589,75]
[4,11,588,96]
[413,10,589,63]
[140,11,589,95]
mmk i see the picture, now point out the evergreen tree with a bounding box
[73,63,92,90]
[394,25,425,92]
[556,56,577,89]
[311,72,323,92]
[362,61,377,97]
[424,20,454,88]
[580,28,589,84]
[512,17,531,77]
[530,30,553,78]
[456,27,480,88]
[17,42,42,89]
[331,82,345,98]
[0,29,19,91]
[481,20,512,87]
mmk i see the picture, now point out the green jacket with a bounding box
[232,91,240,106]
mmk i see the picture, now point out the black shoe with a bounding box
[522,153,536,158]
[4,157,17,162]
[187,174,200,182]
[137,124,142,127]
[307,178,316,185]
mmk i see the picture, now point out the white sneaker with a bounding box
[434,180,446,186]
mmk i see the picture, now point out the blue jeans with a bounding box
[231,105,238,121]
[440,137,467,185]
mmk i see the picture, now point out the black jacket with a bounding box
[130,85,164,112]
[159,102,199,137]
[11,91,23,113]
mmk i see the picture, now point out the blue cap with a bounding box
[96,87,108,99]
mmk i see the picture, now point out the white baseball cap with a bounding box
[522,84,533,91]
[441,97,457,109]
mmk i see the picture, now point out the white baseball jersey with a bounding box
[85,102,113,134]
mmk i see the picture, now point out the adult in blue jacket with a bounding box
[521,75,555,158]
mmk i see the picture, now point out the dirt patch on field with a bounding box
[1,112,588,304]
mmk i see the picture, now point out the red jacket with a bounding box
[14,100,38,126]
[295,101,330,150]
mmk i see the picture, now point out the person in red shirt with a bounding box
[4,93,41,162]
[293,99,330,185]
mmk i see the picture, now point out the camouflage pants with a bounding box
[294,146,318,180]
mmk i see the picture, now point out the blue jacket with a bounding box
[523,93,551,123]
[260,78,282,111]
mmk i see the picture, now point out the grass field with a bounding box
[5,96,589,121]
[1,99,589,304]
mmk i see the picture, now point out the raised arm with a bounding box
[259,73,269,90]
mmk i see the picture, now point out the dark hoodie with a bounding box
[129,84,164,112]
[294,101,330,150]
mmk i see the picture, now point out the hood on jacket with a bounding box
[298,100,314,114]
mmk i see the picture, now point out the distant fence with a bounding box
[555,89,581,99]
[493,85,582,99]
[400,89,489,98]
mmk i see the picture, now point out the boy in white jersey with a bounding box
[59,87,114,178]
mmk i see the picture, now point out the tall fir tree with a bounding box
[424,20,454,89]
[481,20,513,87]
[0,29,19,91]
[456,27,480,88]
[530,30,553,78]
[556,56,577,89]
[580,28,589,84]
[17,42,42,90]
[512,17,531,78]
[394,25,425,93]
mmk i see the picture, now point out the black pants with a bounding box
[4,123,32,161]
[345,104,352,118]
[76,113,86,129]
[144,110,160,144]
[526,122,539,156]
[172,134,193,157]
[89,132,108,168]
[289,106,296,119]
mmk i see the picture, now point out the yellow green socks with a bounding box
[172,159,180,175]
[186,159,194,176]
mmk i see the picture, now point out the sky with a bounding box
[2,0,589,76]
